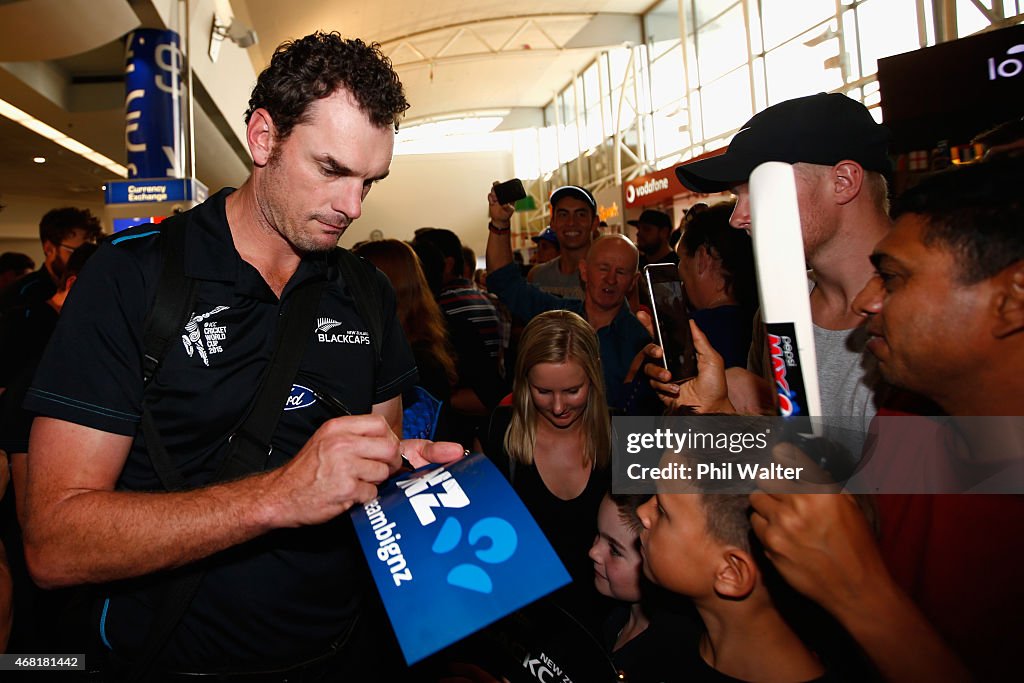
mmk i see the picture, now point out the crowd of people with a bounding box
[0,28,1019,683]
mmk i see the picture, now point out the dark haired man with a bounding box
[0,252,33,296]
[412,228,506,438]
[22,32,460,678]
[0,207,101,314]
[527,185,598,299]
[750,157,1024,681]
[630,208,678,269]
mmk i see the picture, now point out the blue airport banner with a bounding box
[125,28,183,178]
[352,453,570,665]
[104,178,208,205]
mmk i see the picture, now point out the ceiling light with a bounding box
[33,156,45,163]
[0,97,128,177]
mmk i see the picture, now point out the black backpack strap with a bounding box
[141,215,199,388]
[334,248,384,365]
[131,276,328,680]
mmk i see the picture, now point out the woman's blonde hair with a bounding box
[353,239,457,385]
[505,310,610,469]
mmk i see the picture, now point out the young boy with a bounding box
[591,492,702,683]
[637,487,841,682]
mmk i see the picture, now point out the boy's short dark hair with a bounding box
[38,207,102,246]
[698,494,755,552]
[245,32,409,138]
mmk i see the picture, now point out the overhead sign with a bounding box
[125,28,184,178]
[624,166,688,207]
[352,454,570,665]
[878,23,1024,152]
[104,178,208,205]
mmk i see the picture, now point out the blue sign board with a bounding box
[352,454,570,665]
[104,178,208,205]
[125,28,183,178]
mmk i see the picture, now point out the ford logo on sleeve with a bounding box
[284,384,317,411]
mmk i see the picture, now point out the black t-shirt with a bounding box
[0,301,59,452]
[676,632,841,682]
[483,407,612,635]
[602,603,700,683]
[0,267,56,316]
[24,189,418,671]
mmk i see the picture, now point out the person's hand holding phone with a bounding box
[637,312,736,415]
[488,179,522,229]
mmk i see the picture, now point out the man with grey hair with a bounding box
[486,187,652,413]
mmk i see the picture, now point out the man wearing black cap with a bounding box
[530,226,560,265]
[526,185,598,299]
[630,209,678,269]
[666,92,893,424]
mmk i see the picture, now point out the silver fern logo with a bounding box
[316,317,343,333]
[316,316,371,345]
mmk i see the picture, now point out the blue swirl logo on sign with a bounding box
[352,454,570,665]
[432,516,518,594]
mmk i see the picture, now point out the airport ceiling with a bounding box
[0,0,656,206]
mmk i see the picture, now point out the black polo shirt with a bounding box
[24,189,417,671]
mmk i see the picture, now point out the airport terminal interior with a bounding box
[1,0,1021,262]
[0,1,1022,679]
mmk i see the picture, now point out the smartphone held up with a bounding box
[644,263,698,382]
[493,178,527,206]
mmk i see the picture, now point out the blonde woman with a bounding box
[484,309,612,633]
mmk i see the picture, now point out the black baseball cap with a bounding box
[627,209,673,231]
[549,185,597,211]
[676,93,892,193]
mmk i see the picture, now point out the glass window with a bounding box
[558,121,579,163]
[651,44,685,110]
[763,25,844,105]
[692,0,741,29]
[645,0,682,61]
[607,47,632,90]
[760,0,835,50]
[956,0,994,36]
[582,63,600,113]
[699,66,752,140]
[652,99,689,160]
[541,125,560,174]
[695,4,748,84]
[855,0,921,77]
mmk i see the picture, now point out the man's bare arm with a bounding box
[749,492,972,682]
[23,415,400,588]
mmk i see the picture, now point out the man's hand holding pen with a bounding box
[260,388,466,528]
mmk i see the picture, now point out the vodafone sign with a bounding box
[624,166,688,207]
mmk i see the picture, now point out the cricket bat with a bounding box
[749,161,822,424]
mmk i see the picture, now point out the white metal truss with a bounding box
[380,13,595,71]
